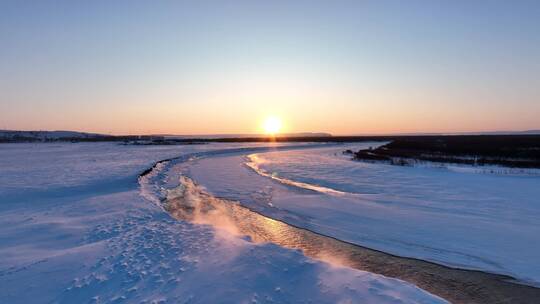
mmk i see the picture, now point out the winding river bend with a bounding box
[141,144,540,304]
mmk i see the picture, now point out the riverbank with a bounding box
[164,174,540,304]
[350,135,540,169]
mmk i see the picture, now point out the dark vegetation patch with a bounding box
[351,135,540,168]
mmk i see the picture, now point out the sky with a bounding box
[1,0,539,135]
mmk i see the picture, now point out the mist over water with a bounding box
[165,176,353,268]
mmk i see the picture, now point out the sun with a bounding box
[263,116,282,135]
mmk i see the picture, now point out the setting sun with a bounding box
[263,116,282,135]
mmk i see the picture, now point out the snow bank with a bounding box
[0,143,444,303]
[185,144,540,285]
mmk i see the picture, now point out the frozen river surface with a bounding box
[184,143,540,286]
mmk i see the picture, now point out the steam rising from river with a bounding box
[165,176,352,268]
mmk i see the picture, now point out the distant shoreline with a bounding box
[348,135,540,169]
[2,132,540,145]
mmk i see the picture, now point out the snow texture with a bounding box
[184,143,540,286]
[0,143,444,304]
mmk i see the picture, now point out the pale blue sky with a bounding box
[1,1,539,134]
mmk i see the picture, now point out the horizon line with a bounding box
[2,128,540,137]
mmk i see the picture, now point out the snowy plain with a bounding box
[0,142,444,304]
[184,143,540,286]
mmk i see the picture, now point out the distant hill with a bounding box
[2,129,538,143]
[0,130,107,141]
[0,130,334,143]
[477,130,540,135]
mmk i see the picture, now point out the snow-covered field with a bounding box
[0,143,444,304]
[183,143,540,286]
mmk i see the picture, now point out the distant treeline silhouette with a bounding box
[351,135,540,168]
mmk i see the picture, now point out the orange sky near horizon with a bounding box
[6,95,539,136]
[5,73,539,136]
